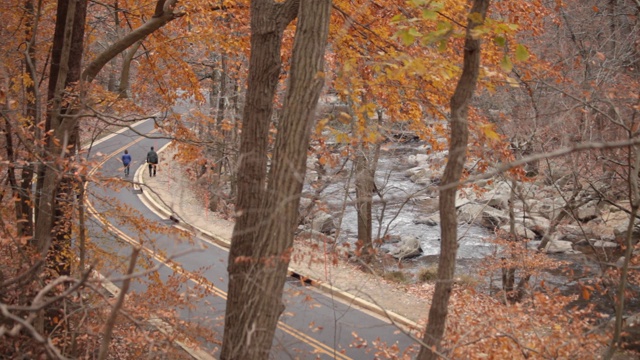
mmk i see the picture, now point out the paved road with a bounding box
[84,119,418,359]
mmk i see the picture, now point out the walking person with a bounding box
[122,149,132,176]
[146,146,158,177]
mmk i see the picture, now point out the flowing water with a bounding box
[309,142,494,261]
[307,141,609,299]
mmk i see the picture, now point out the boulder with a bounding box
[482,207,510,228]
[382,234,402,244]
[388,236,423,260]
[557,224,586,242]
[410,168,437,185]
[457,203,509,228]
[576,201,599,222]
[498,223,535,239]
[613,220,640,246]
[406,153,430,166]
[299,197,313,210]
[518,216,550,235]
[310,211,335,234]
[405,167,441,185]
[591,240,618,249]
[457,203,485,225]
[574,238,619,255]
[531,198,566,220]
[455,190,478,208]
[478,181,512,209]
[404,166,423,178]
[545,239,576,254]
[415,215,439,227]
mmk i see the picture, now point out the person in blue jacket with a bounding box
[122,149,132,176]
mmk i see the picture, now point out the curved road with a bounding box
[85,119,418,359]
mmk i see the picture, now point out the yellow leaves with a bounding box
[335,132,350,144]
[481,123,501,142]
[500,54,513,73]
[495,22,519,35]
[498,44,528,75]
[396,28,422,46]
[390,14,405,23]
[315,118,329,133]
[515,44,530,61]
[422,9,438,21]
[338,111,351,124]
[505,77,519,87]
[421,21,454,45]
[358,103,377,118]
[468,12,485,25]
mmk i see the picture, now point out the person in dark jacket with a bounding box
[122,149,132,176]
[146,146,158,177]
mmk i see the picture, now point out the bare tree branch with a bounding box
[440,137,640,191]
[82,0,184,83]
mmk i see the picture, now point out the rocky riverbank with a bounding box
[300,143,638,266]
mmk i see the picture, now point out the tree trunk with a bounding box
[35,0,87,257]
[228,66,242,199]
[350,98,381,263]
[354,146,374,262]
[16,0,38,239]
[417,1,489,359]
[208,53,229,212]
[221,0,329,358]
[117,40,142,98]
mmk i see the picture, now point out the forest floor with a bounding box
[139,146,433,330]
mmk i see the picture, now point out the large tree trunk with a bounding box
[417,1,490,359]
[34,0,88,259]
[221,0,330,358]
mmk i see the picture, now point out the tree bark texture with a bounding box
[417,1,490,359]
[221,0,329,358]
[354,147,374,261]
[35,0,87,254]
